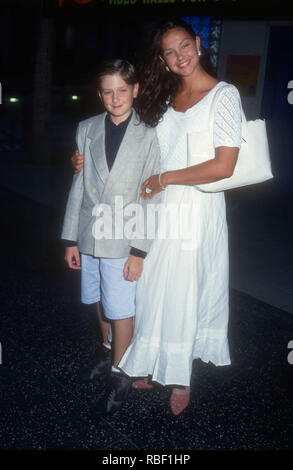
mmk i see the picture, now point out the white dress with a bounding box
[119,81,242,386]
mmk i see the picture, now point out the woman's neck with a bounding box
[172,67,219,112]
[180,66,214,94]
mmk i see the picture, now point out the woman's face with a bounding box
[160,27,200,77]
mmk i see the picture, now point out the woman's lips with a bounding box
[178,60,190,68]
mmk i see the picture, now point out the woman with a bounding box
[118,19,242,415]
[73,19,242,415]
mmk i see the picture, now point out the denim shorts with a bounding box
[81,254,136,320]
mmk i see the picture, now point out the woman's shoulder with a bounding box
[215,81,241,100]
[213,82,242,142]
[210,82,242,117]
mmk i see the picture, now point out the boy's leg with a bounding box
[81,254,111,378]
[98,257,136,414]
[88,302,112,380]
[96,301,111,348]
[112,317,133,368]
[100,256,136,358]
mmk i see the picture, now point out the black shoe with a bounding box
[78,345,111,381]
[89,346,111,380]
[103,371,132,414]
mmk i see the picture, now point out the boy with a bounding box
[61,59,160,413]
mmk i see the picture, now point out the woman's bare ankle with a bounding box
[172,386,190,395]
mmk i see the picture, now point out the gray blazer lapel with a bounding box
[104,112,143,192]
[88,113,109,185]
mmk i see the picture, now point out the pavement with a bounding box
[0,160,292,451]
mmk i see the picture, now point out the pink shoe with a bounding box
[132,377,153,389]
[169,388,190,415]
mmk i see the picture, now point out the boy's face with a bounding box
[98,73,138,125]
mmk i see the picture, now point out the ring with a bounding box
[145,187,152,194]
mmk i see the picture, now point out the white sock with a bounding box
[111,365,121,374]
[103,342,111,350]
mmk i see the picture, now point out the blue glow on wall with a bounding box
[181,16,211,50]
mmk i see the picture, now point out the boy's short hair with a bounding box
[97,59,137,89]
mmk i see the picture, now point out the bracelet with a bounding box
[158,173,167,190]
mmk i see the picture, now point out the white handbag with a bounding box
[187,84,273,192]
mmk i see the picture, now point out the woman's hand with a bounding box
[123,255,144,281]
[141,174,164,199]
[71,149,84,173]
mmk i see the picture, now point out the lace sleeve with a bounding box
[213,85,242,149]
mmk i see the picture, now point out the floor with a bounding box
[0,177,293,451]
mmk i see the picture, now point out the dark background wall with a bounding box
[0,0,292,196]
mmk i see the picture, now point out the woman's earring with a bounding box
[197,49,202,57]
[165,65,170,72]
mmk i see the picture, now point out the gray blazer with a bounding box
[61,111,161,258]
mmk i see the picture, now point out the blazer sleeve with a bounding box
[128,133,161,254]
[60,123,85,243]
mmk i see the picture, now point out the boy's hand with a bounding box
[123,255,144,282]
[71,149,84,174]
[64,246,81,270]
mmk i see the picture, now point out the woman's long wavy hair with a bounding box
[135,19,216,128]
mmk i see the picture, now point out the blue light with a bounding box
[181,16,211,50]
